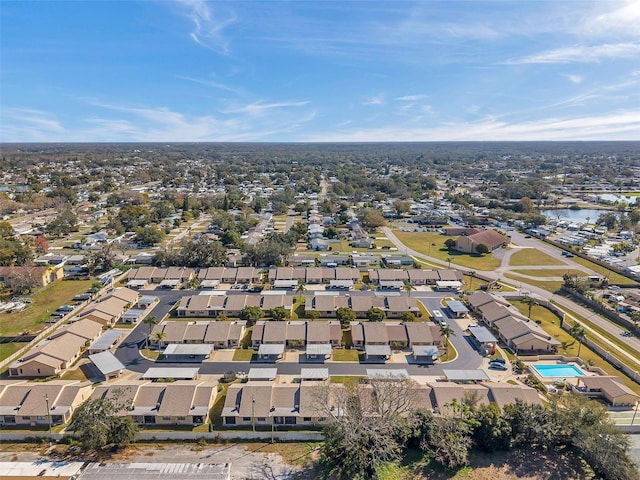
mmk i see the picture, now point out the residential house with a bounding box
[454,230,508,254]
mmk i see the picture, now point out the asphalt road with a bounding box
[114,289,484,376]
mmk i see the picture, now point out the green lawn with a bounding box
[512,268,588,278]
[394,231,502,270]
[568,256,638,286]
[509,248,565,266]
[332,349,360,362]
[330,375,365,383]
[503,273,563,293]
[0,279,93,336]
[140,348,161,360]
[0,342,28,363]
[232,349,256,361]
[211,381,236,428]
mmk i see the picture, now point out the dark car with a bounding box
[488,363,508,371]
[488,357,506,365]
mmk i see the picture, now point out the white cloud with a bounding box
[583,0,640,38]
[304,110,640,142]
[506,42,640,64]
[221,100,311,117]
[563,74,584,84]
[363,94,386,106]
[175,0,236,54]
[176,75,244,94]
[395,94,429,102]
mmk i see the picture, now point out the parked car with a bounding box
[488,357,506,365]
[488,363,508,371]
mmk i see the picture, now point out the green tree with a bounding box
[521,295,539,318]
[46,209,78,236]
[239,306,263,326]
[336,307,357,328]
[475,243,489,255]
[468,270,476,290]
[153,330,166,349]
[440,323,455,356]
[71,389,138,451]
[269,306,290,321]
[367,307,386,322]
[142,315,158,350]
[403,281,415,297]
[444,238,456,249]
[400,311,417,323]
[135,225,165,245]
[472,403,511,452]
[295,279,306,303]
[569,322,586,357]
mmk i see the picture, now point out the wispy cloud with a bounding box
[221,100,311,117]
[175,0,236,54]
[583,1,640,38]
[395,94,429,102]
[176,75,244,94]
[563,74,584,84]
[363,94,386,106]
[506,42,640,64]
[304,110,640,142]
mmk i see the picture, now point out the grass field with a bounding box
[393,231,502,270]
[0,279,93,336]
[503,273,563,293]
[232,349,256,361]
[0,342,27,363]
[512,268,588,278]
[568,256,638,286]
[332,349,360,362]
[509,248,565,266]
[330,375,365,383]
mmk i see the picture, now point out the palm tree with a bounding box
[440,323,456,356]
[142,315,158,350]
[295,279,306,304]
[446,257,453,269]
[468,270,476,290]
[521,295,539,319]
[570,322,586,357]
[153,331,166,350]
[403,281,415,297]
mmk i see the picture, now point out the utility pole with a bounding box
[251,395,255,432]
[44,394,52,434]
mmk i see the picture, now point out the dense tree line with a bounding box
[314,379,638,480]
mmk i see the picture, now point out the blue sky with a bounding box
[1,0,640,142]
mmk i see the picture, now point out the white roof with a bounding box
[258,343,286,355]
[142,367,200,379]
[412,345,440,357]
[89,351,125,375]
[365,344,392,356]
[367,368,409,380]
[468,325,498,343]
[163,344,213,356]
[305,344,333,356]
[88,329,122,352]
[300,368,329,380]
[248,368,278,380]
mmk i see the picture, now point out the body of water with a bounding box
[530,364,586,378]
[541,208,610,223]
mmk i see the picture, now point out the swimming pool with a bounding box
[530,364,585,378]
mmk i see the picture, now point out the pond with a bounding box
[540,208,610,223]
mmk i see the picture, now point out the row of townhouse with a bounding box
[0,380,93,426]
[467,292,560,354]
[127,266,261,289]
[151,321,247,348]
[350,321,443,360]
[268,266,360,284]
[251,321,342,359]
[0,379,217,427]
[8,319,103,377]
[73,287,140,326]
[221,378,541,428]
[288,254,380,268]
[304,295,422,318]
[176,294,293,317]
[92,380,216,425]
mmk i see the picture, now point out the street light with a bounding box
[44,394,52,434]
